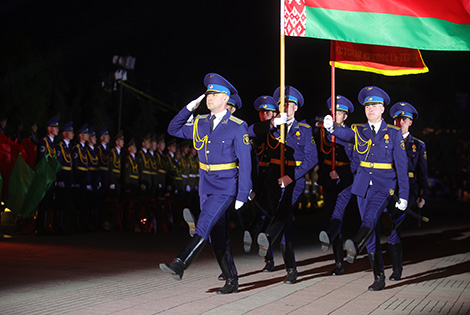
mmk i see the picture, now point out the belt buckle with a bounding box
[370,162,374,168]
[205,164,210,172]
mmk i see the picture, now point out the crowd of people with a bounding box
[1,72,429,296]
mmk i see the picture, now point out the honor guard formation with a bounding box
[1,73,432,295]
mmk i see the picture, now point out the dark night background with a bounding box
[1,1,470,197]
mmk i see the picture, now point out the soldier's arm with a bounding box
[295,126,318,180]
[235,122,252,203]
[394,131,410,202]
[167,107,195,139]
[417,141,429,198]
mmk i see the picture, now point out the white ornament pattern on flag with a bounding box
[284,0,306,37]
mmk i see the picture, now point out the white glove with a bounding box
[186,185,191,192]
[97,182,102,190]
[235,200,244,210]
[185,94,206,111]
[248,190,256,201]
[273,112,287,127]
[58,181,65,188]
[110,184,116,190]
[395,198,408,211]
[140,184,146,191]
[86,185,92,191]
[323,115,334,132]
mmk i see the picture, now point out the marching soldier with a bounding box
[155,134,168,197]
[253,86,318,284]
[97,127,111,225]
[55,121,74,233]
[325,86,409,291]
[137,134,153,194]
[244,95,278,272]
[386,101,428,281]
[317,95,355,276]
[35,116,59,234]
[160,73,252,294]
[72,124,90,232]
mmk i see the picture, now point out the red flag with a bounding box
[22,138,37,168]
[331,41,429,76]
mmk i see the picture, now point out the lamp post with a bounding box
[112,55,136,132]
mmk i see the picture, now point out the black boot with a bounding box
[389,242,403,281]
[319,219,341,252]
[159,234,205,280]
[331,236,344,276]
[243,230,252,253]
[344,226,372,263]
[368,252,386,291]
[281,242,297,284]
[262,246,275,272]
[216,249,238,294]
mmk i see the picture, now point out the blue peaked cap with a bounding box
[273,85,304,107]
[253,95,278,112]
[204,73,237,96]
[358,86,390,106]
[327,95,354,113]
[390,102,418,120]
[227,94,242,109]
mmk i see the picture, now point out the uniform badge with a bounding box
[389,189,394,196]
[412,144,416,152]
[40,146,46,153]
[424,151,427,160]
[400,139,405,150]
[243,134,250,145]
[384,134,389,144]
[311,136,316,145]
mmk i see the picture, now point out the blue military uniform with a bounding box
[252,86,318,284]
[386,102,428,281]
[161,73,252,294]
[317,95,355,276]
[339,86,409,291]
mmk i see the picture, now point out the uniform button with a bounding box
[222,141,225,143]
[371,153,374,156]
[208,140,211,144]
[206,151,210,154]
[369,172,372,175]
[372,143,375,146]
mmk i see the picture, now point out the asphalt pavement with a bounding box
[0,198,469,315]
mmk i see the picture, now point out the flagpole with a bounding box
[330,42,336,171]
[280,0,286,177]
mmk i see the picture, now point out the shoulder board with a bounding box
[229,116,244,125]
[413,137,425,145]
[298,122,311,128]
[196,114,209,119]
[387,124,400,130]
[352,123,366,128]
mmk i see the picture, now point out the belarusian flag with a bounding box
[331,41,429,76]
[284,0,470,51]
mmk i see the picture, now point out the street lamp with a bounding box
[112,55,136,132]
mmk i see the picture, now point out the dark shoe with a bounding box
[344,239,358,264]
[218,273,226,281]
[262,260,274,272]
[243,230,252,253]
[257,233,269,257]
[216,278,238,294]
[368,274,386,291]
[284,268,298,284]
[389,242,403,281]
[345,226,372,264]
[331,262,344,276]
[183,208,196,237]
[319,230,330,252]
[159,258,184,280]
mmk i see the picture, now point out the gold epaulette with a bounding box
[298,122,311,128]
[352,123,366,128]
[387,124,400,130]
[413,137,425,145]
[229,116,244,125]
[197,114,209,119]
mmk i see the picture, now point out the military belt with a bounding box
[61,166,72,171]
[270,158,302,167]
[130,175,138,179]
[99,166,109,171]
[360,161,393,169]
[323,159,350,167]
[199,162,237,172]
[158,169,167,174]
[409,172,415,178]
[77,167,88,171]
[142,170,153,175]
[112,169,121,174]
[89,167,99,171]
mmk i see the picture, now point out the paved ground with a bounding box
[0,199,469,315]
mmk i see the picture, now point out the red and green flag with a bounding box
[284,0,470,51]
[331,41,429,76]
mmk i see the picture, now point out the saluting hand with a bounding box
[395,198,408,211]
[186,94,206,111]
